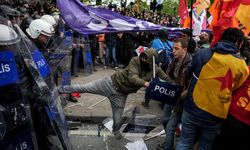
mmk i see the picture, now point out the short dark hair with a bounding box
[207,31,213,43]
[240,37,250,64]
[220,28,244,45]
[182,28,192,37]
[174,37,189,49]
[158,28,169,40]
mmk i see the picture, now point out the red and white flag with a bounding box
[178,0,189,25]
[135,46,148,56]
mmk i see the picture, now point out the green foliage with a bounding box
[100,0,112,5]
[161,0,179,14]
[87,0,214,15]
[138,1,150,12]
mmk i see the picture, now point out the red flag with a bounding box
[229,66,250,126]
[183,16,191,28]
[208,0,220,29]
[178,0,189,25]
[135,46,148,56]
[211,0,242,46]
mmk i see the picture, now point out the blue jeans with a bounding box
[105,46,117,67]
[164,111,182,150]
[161,104,174,127]
[176,111,221,150]
[72,47,80,76]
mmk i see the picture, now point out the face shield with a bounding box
[26,19,55,50]
[41,26,56,50]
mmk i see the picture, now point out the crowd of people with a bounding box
[0,0,250,150]
[118,9,179,27]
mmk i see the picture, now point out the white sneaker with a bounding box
[104,66,107,69]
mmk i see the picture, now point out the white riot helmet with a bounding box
[0,24,20,45]
[26,19,55,39]
[41,14,56,27]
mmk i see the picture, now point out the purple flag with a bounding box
[57,0,183,35]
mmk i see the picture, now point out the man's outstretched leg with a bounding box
[59,77,128,139]
[59,77,114,97]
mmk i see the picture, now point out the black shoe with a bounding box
[69,95,78,103]
[97,58,103,64]
[113,131,122,140]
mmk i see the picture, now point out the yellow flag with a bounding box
[196,0,211,16]
[236,4,250,31]
[193,53,249,118]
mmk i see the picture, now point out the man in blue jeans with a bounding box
[104,33,118,69]
[156,38,192,150]
[176,28,249,150]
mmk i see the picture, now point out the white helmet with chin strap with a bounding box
[41,14,56,27]
[26,19,55,39]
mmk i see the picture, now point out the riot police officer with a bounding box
[25,18,73,150]
[0,22,39,150]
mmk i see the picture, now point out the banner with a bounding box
[57,0,183,34]
[192,6,207,35]
[195,0,210,16]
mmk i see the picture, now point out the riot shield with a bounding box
[47,30,73,107]
[47,30,73,74]
[14,25,73,150]
[82,38,94,75]
[0,22,38,149]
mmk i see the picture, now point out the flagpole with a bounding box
[189,0,193,51]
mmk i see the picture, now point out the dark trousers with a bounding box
[213,115,250,150]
